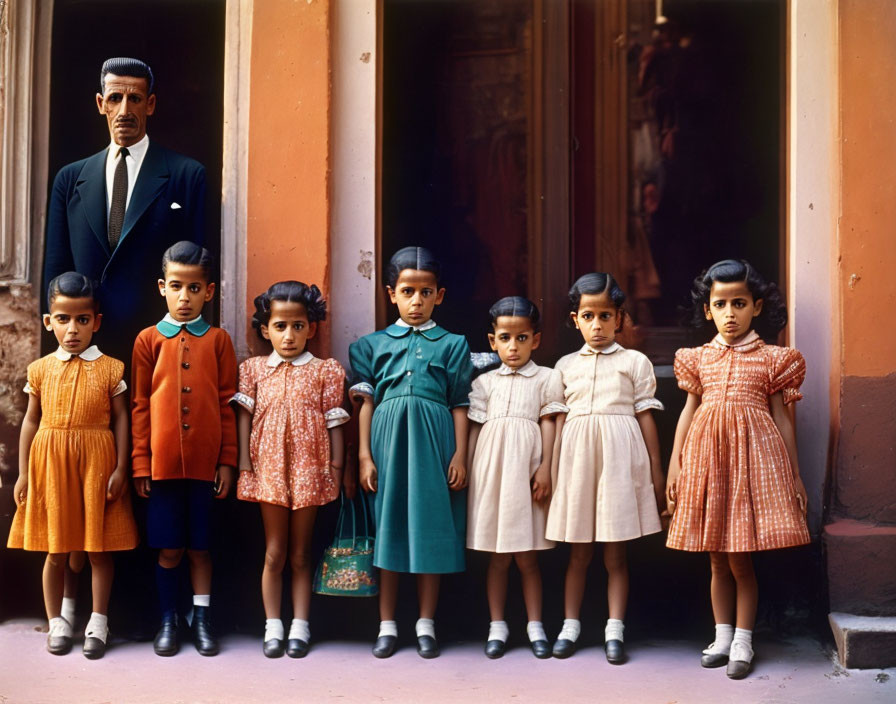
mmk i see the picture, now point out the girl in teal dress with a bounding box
[349,247,473,660]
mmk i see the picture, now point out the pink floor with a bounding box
[0,618,893,703]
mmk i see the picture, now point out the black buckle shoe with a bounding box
[530,639,551,659]
[552,638,577,659]
[191,606,219,656]
[287,638,310,658]
[605,639,626,664]
[416,635,439,659]
[83,636,106,660]
[153,613,179,657]
[263,638,285,658]
[485,639,506,659]
[372,634,397,658]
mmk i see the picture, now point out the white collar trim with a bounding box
[580,341,623,356]
[267,350,314,367]
[394,318,437,331]
[497,359,538,377]
[163,313,204,327]
[55,345,102,361]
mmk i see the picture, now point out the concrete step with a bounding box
[829,612,896,669]
[824,518,896,615]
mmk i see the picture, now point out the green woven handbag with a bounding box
[313,492,378,597]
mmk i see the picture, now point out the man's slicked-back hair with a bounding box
[100,57,154,95]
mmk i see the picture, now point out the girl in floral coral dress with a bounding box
[666,259,809,681]
[234,281,349,659]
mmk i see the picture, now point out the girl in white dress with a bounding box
[467,297,567,659]
[546,273,665,663]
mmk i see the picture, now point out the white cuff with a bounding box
[324,407,350,429]
[111,379,128,397]
[23,382,35,395]
[349,382,374,399]
[467,408,488,424]
[634,398,664,413]
[539,401,569,417]
[230,392,256,413]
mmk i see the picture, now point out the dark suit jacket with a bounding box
[44,140,206,364]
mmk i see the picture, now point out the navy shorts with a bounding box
[147,479,215,550]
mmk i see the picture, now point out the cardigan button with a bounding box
[182,423,190,430]
[182,386,191,393]
[182,362,190,369]
[182,407,189,414]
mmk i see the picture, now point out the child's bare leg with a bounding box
[603,542,628,620]
[186,549,212,595]
[709,551,736,625]
[288,506,318,621]
[64,552,85,597]
[158,547,185,569]
[43,553,66,619]
[260,503,289,619]
[87,553,113,615]
[514,551,543,622]
[727,553,757,630]
[416,573,440,619]
[379,569,399,621]
[487,553,513,621]
[563,543,594,619]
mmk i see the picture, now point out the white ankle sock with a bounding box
[416,618,436,639]
[289,618,310,642]
[85,612,109,644]
[264,618,284,642]
[61,597,76,626]
[378,620,398,638]
[703,623,734,655]
[558,618,581,642]
[605,618,624,643]
[49,616,73,638]
[732,627,752,648]
[526,621,547,643]
[488,620,509,643]
[193,594,211,607]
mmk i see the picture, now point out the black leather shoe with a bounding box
[191,606,219,656]
[485,639,506,659]
[263,638,284,658]
[605,639,626,664]
[287,638,309,658]
[701,652,728,668]
[552,638,576,659]
[83,637,106,660]
[372,634,397,658]
[47,634,73,656]
[416,635,439,659]
[530,639,551,659]
[153,613,179,657]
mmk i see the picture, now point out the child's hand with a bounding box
[106,468,127,501]
[134,477,151,498]
[531,464,551,502]
[659,509,672,531]
[447,453,466,490]
[215,465,235,499]
[794,474,808,515]
[665,463,680,516]
[359,456,378,493]
[13,474,27,507]
[654,481,666,515]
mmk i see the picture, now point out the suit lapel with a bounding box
[119,141,169,247]
[74,150,111,256]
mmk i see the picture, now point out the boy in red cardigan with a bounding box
[131,241,237,657]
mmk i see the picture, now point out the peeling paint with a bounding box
[849,273,861,289]
[360,52,371,64]
[357,249,374,280]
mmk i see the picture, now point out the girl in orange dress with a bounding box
[665,260,809,680]
[8,273,137,660]
[233,281,348,658]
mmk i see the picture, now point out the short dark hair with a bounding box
[161,241,213,279]
[47,272,98,310]
[688,259,787,335]
[385,246,442,288]
[251,280,327,340]
[100,57,154,95]
[568,272,627,312]
[488,296,541,332]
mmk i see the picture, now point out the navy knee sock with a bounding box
[156,563,180,618]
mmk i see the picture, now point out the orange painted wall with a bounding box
[839,0,896,378]
[246,0,331,355]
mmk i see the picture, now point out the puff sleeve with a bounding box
[23,359,41,396]
[632,352,664,413]
[540,368,568,417]
[232,358,258,413]
[673,347,703,395]
[467,375,488,423]
[769,347,806,405]
[348,335,375,401]
[447,337,474,408]
[321,358,350,428]
[108,357,127,398]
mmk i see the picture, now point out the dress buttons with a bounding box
[182,362,190,369]
[182,423,190,430]
[406,371,413,376]
[182,407,189,414]
[182,386,191,393]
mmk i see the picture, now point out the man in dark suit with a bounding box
[44,57,206,365]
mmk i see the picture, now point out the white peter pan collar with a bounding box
[54,345,102,361]
[266,350,314,367]
[497,359,538,377]
[579,341,622,356]
[394,318,437,332]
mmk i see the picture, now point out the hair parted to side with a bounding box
[100,57,154,94]
[688,259,787,335]
[568,272,627,313]
[488,296,541,331]
[161,241,214,279]
[47,272,99,310]
[251,280,327,340]
[385,246,442,288]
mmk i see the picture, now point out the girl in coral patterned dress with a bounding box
[666,260,809,681]
[8,273,137,660]
[233,281,349,659]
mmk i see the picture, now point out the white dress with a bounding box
[467,361,567,553]
[546,343,664,542]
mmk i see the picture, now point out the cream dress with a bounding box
[467,361,567,553]
[546,343,663,543]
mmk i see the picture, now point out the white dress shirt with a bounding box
[105,134,150,215]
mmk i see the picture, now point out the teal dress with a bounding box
[349,323,473,573]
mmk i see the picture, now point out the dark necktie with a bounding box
[108,146,130,249]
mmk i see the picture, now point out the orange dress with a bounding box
[7,349,138,553]
[666,331,810,553]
